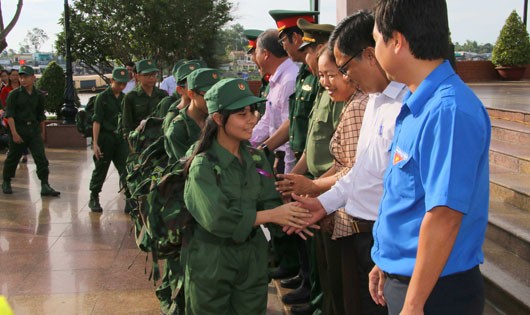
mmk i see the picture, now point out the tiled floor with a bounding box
[0,147,282,314]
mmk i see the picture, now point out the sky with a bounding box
[2,0,528,53]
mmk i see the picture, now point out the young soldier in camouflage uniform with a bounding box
[2,65,60,196]
[88,68,130,212]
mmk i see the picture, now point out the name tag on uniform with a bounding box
[302,84,312,92]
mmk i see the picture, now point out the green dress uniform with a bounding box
[305,88,346,315]
[2,86,48,182]
[121,85,168,137]
[305,88,344,176]
[184,140,281,315]
[89,87,129,196]
[164,105,201,164]
[289,64,319,156]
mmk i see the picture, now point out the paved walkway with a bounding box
[2,81,527,314]
[0,147,282,314]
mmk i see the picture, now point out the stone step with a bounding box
[489,139,530,174]
[490,166,530,212]
[272,279,294,315]
[482,238,530,315]
[487,199,530,262]
[487,107,530,124]
[490,118,530,146]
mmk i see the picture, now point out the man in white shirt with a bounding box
[160,72,176,96]
[122,61,136,94]
[291,11,407,315]
[251,29,298,173]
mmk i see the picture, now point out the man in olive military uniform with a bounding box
[161,60,204,134]
[153,59,188,118]
[88,68,130,212]
[255,10,321,310]
[278,19,344,315]
[262,10,320,161]
[243,29,269,116]
[121,59,168,138]
[2,65,60,196]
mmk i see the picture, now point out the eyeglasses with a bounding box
[337,48,365,76]
[277,35,287,46]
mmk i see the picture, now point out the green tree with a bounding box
[55,0,233,77]
[36,61,65,116]
[492,10,530,67]
[213,23,247,63]
[23,27,49,52]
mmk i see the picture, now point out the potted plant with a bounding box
[492,10,530,80]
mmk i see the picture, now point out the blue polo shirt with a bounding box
[371,60,491,277]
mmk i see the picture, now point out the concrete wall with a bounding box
[336,0,377,22]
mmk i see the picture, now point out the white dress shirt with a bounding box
[123,79,136,94]
[160,75,177,95]
[318,81,408,220]
[251,58,299,172]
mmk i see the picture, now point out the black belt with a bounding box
[193,226,259,246]
[350,218,374,234]
[384,272,411,283]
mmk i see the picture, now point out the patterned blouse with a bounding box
[329,89,368,239]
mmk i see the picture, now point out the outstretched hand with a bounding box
[282,193,327,237]
[276,173,317,197]
[272,202,313,229]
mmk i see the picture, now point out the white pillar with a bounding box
[336,0,377,23]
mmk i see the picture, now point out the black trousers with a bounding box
[384,265,484,315]
[340,233,387,315]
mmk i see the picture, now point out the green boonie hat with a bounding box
[112,67,129,83]
[19,65,35,75]
[174,61,203,82]
[171,59,188,77]
[205,78,265,114]
[242,29,263,54]
[269,10,319,36]
[135,59,159,74]
[297,19,335,51]
[187,68,222,93]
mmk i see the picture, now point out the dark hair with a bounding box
[317,45,336,64]
[125,61,135,67]
[374,0,449,60]
[258,29,288,58]
[329,11,375,57]
[0,70,8,76]
[282,27,303,43]
[7,69,18,75]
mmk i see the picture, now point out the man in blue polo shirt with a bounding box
[368,1,490,315]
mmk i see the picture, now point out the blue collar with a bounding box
[403,60,455,116]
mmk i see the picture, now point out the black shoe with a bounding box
[41,183,60,196]
[282,285,310,305]
[2,180,12,194]
[269,266,298,280]
[89,194,103,212]
[280,274,302,289]
[291,304,316,315]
